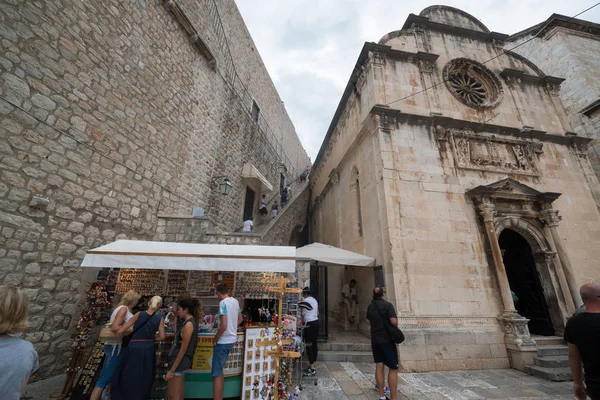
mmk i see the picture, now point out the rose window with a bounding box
[443,58,503,109]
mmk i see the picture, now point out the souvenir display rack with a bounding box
[52,274,115,399]
[69,341,104,399]
[114,268,165,295]
[165,270,189,297]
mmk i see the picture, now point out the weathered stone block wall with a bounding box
[178,0,310,177]
[0,0,307,378]
[508,29,600,178]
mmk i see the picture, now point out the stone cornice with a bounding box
[401,13,509,43]
[370,104,593,148]
[508,14,600,42]
[500,68,565,86]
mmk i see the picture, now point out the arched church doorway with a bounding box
[499,229,555,336]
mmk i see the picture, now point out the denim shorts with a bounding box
[95,345,123,388]
[211,343,234,377]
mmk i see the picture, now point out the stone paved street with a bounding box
[299,363,574,400]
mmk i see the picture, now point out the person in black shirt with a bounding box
[366,287,398,400]
[565,283,600,400]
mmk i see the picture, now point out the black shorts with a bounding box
[371,342,398,370]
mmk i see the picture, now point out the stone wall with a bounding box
[0,0,307,378]
[508,24,600,178]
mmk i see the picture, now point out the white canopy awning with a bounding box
[242,163,273,192]
[296,242,375,267]
[81,240,295,272]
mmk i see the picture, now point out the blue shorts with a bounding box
[211,343,234,377]
[95,345,123,388]
[173,371,184,377]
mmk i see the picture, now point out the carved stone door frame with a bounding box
[467,178,580,370]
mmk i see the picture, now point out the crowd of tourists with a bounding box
[0,283,239,400]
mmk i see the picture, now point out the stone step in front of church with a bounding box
[524,336,572,382]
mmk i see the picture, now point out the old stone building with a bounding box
[507,14,600,180]
[310,5,600,373]
[0,0,309,377]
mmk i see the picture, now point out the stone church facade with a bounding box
[0,0,309,377]
[310,6,600,372]
[507,14,600,181]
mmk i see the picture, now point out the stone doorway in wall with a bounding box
[499,229,555,336]
[243,187,256,222]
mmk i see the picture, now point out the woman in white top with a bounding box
[90,290,141,400]
[0,286,39,400]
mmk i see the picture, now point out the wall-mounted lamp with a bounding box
[212,176,232,195]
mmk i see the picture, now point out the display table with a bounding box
[184,332,245,399]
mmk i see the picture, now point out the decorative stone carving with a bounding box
[328,169,340,186]
[476,198,496,223]
[539,208,562,227]
[504,75,521,89]
[419,59,435,74]
[570,142,589,157]
[443,58,504,109]
[370,51,386,66]
[450,131,540,176]
[378,114,395,134]
[500,314,537,352]
[546,82,561,96]
[432,124,449,142]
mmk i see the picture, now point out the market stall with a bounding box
[64,240,300,400]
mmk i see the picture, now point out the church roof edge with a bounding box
[507,13,600,41]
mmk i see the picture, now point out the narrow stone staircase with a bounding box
[524,335,572,381]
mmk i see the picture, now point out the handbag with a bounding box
[121,312,154,348]
[99,305,128,345]
[373,301,405,344]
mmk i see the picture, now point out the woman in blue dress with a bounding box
[111,295,166,400]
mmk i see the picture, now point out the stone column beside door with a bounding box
[539,205,583,309]
[471,196,537,371]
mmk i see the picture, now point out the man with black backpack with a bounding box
[367,286,399,400]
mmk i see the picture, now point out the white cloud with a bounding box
[235,0,600,160]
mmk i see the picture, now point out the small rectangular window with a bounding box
[251,100,260,122]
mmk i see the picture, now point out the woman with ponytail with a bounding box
[111,296,166,400]
[165,297,199,400]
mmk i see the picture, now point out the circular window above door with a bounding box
[443,58,503,109]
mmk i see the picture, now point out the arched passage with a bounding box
[499,229,555,336]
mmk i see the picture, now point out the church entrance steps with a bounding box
[523,365,572,381]
[534,355,569,368]
[524,336,571,382]
[531,335,565,347]
[536,344,569,357]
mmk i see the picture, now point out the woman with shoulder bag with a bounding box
[111,295,166,400]
[165,297,200,400]
[91,290,140,400]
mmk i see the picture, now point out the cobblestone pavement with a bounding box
[299,362,574,400]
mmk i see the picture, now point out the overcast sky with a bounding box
[235,1,600,161]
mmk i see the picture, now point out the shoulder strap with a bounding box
[130,312,154,337]
[372,301,391,326]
